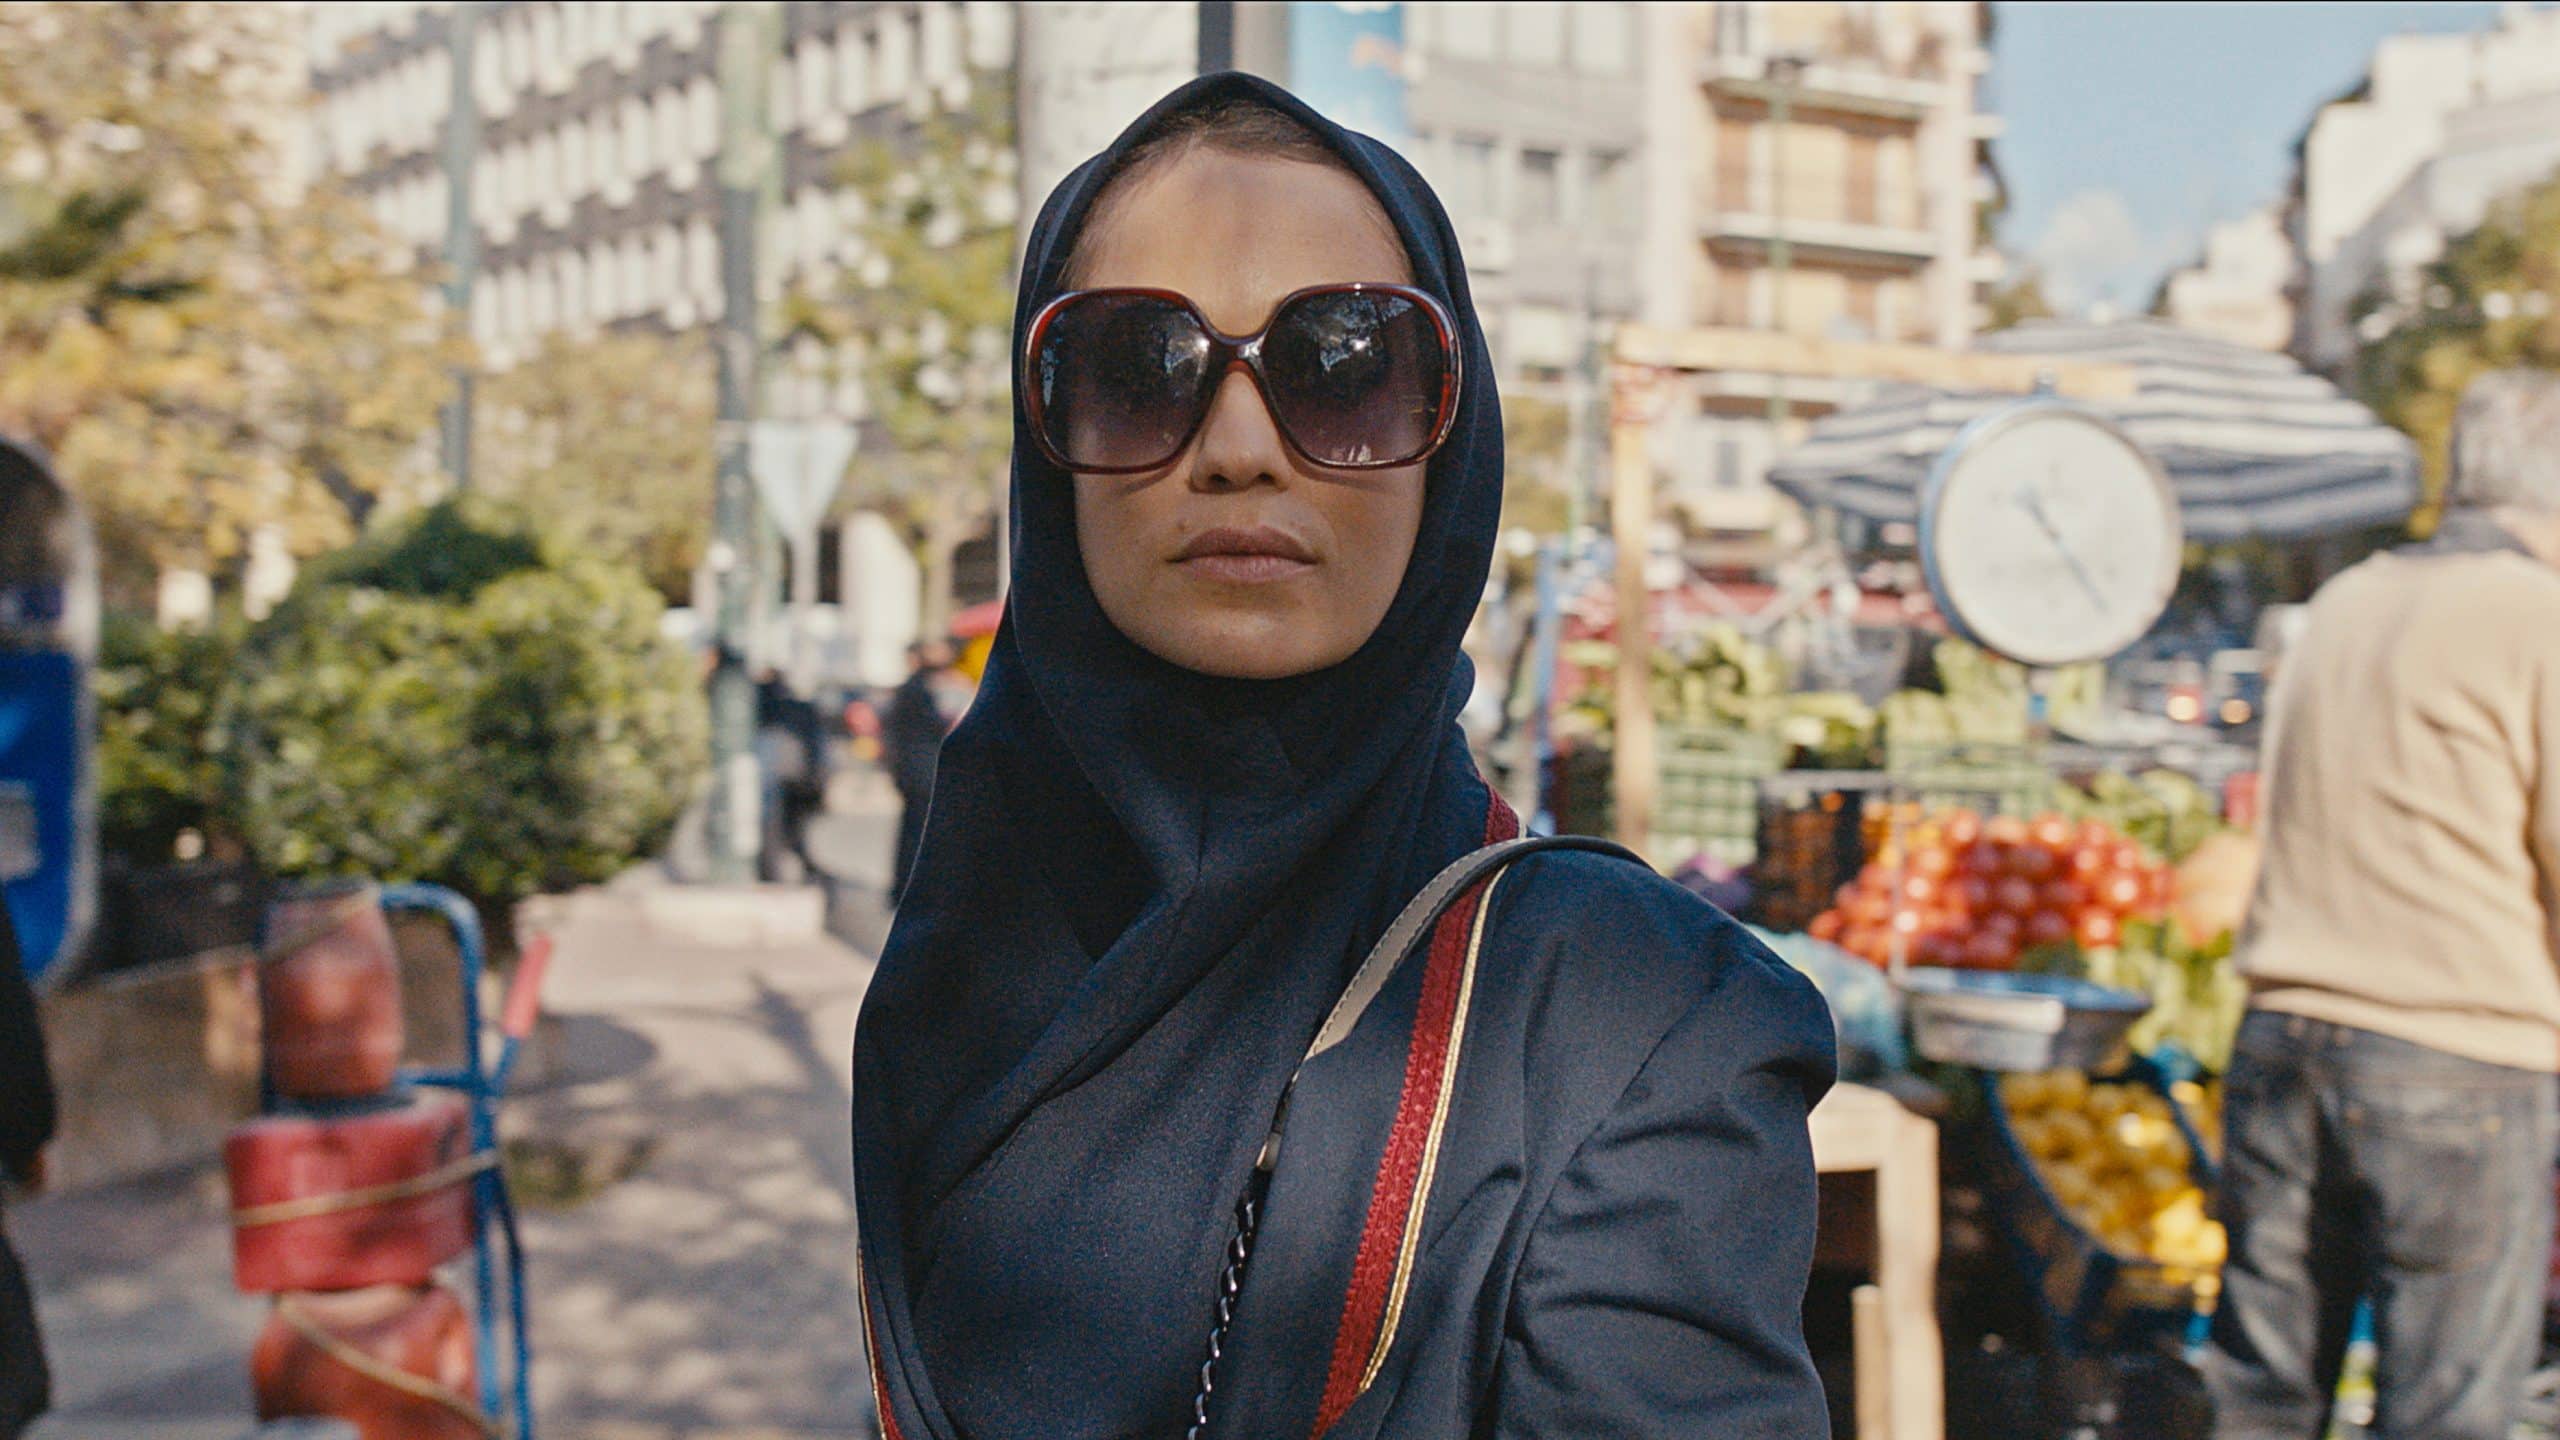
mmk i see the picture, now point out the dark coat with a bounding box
[851,71,1834,1440]
[0,901,55,1438]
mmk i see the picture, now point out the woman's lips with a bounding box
[1180,552,1315,583]
[1173,526,1318,584]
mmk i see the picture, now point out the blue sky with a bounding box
[1992,1,2520,312]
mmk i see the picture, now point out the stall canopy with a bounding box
[1766,319,2420,543]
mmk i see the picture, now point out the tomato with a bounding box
[2025,909,2075,948]
[1958,841,2003,878]
[1808,911,1845,943]
[1835,882,1864,911]
[1979,910,2022,947]
[1848,892,1892,928]
[1913,845,1956,879]
[1913,933,1963,969]
[2039,878,2085,913]
[1965,931,2018,970]
[1987,815,2031,847]
[2143,866,2175,913]
[2075,910,2123,948]
[2068,844,2109,880]
[1952,875,1995,915]
[1944,811,1985,848]
[1995,876,2040,916]
[2109,841,2146,874]
[1842,926,1882,964]
[2010,844,2059,881]
[2029,813,2074,851]
[1858,862,1890,892]
[1900,872,1944,907]
[2077,818,2116,851]
[1890,907,1926,937]
[2097,871,2146,914]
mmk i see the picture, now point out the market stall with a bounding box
[1552,326,2349,1437]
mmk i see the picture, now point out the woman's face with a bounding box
[1066,148,1428,680]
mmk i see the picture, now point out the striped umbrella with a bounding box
[1766,318,2420,543]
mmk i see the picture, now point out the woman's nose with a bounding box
[1189,368,1289,492]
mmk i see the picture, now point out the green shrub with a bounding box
[225,499,707,914]
[94,611,246,867]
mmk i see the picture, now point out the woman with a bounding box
[851,73,1835,1440]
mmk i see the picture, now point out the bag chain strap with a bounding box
[1187,1166,1271,1440]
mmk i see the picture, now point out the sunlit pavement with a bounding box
[18,769,907,1440]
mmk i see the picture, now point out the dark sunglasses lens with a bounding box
[1033,294,1214,470]
[1259,291,1449,467]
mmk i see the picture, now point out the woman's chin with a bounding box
[1126,611,1358,680]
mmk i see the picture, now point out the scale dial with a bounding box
[1919,403,2182,668]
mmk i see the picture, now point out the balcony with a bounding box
[1700,55,1946,122]
[1701,209,1937,268]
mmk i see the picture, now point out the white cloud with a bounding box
[2028,187,2196,315]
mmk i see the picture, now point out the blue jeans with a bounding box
[2204,1010,2557,1440]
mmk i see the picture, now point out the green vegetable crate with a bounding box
[1552,725,1789,867]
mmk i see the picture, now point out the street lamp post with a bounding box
[439,0,482,491]
[707,0,781,886]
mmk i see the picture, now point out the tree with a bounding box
[791,78,1015,634]
[473,327,716,603]
[1981,268,2055,332]
[2352,166,2560,532]
[0,2,458,602]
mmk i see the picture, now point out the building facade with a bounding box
[1636,0,2000,532]
[2160,206,2293,354]
[305,0,1013,384]
[2291,3,2560,372]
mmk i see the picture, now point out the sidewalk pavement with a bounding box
[17,771,907,1440]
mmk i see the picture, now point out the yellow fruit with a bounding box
[2048,1069,2092,1109]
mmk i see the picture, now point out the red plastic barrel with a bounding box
[260,882,406,1100]
[252,1284,486,1440]
[228,1092,477,1294]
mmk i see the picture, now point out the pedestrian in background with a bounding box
[0,902,55,1440]
[881,639,955,903]
[2206,369,2560,1440]
[754,667,830,885]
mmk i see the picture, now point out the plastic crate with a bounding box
[1978,1057,2218,1353]
[1551,727,1786,866]
[1885,741,2058,818]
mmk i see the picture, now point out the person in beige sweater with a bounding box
[2205,370,2560,1440]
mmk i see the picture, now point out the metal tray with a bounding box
[1901,968,2151,1073]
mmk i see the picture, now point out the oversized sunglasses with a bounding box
[1020,283,1464,475]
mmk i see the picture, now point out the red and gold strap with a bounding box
[1310,790,1519,1433]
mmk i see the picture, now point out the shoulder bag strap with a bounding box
[1186,832,1644,1439]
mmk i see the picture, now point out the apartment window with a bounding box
[1505,4,1565,64]
[799,35,834,121]
[655,225,682,306]
[1716,117,1753,213]
[1588,148,1633,226]
[533,4,565,91]
[838,24,873,111]
[689,78,719,160]
[1447,136,1496,219]
[1847,132,1879,226]
[1435,3,1496,60]
[1846,275,1880,336]
[876,9,913,101]
[561,114,589,195]
[921,4,960,88]
[1572,4,1635,73]
[1714,433,1744,491]
[1519,148,1561,223]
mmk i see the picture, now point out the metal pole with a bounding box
[1608,369,1656,860]
[1565,258,1602,560]
[1765,58,1796,439]
[439,0,482,491]
[708,0,779,885]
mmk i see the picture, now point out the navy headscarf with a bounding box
[851,72,1511,1440]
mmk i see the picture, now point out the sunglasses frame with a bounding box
[1019,281,1465,476]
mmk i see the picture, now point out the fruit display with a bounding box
[1999,1068,2228,1285]
[1806,808,2173,972]
[2077,920,2250,1074]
